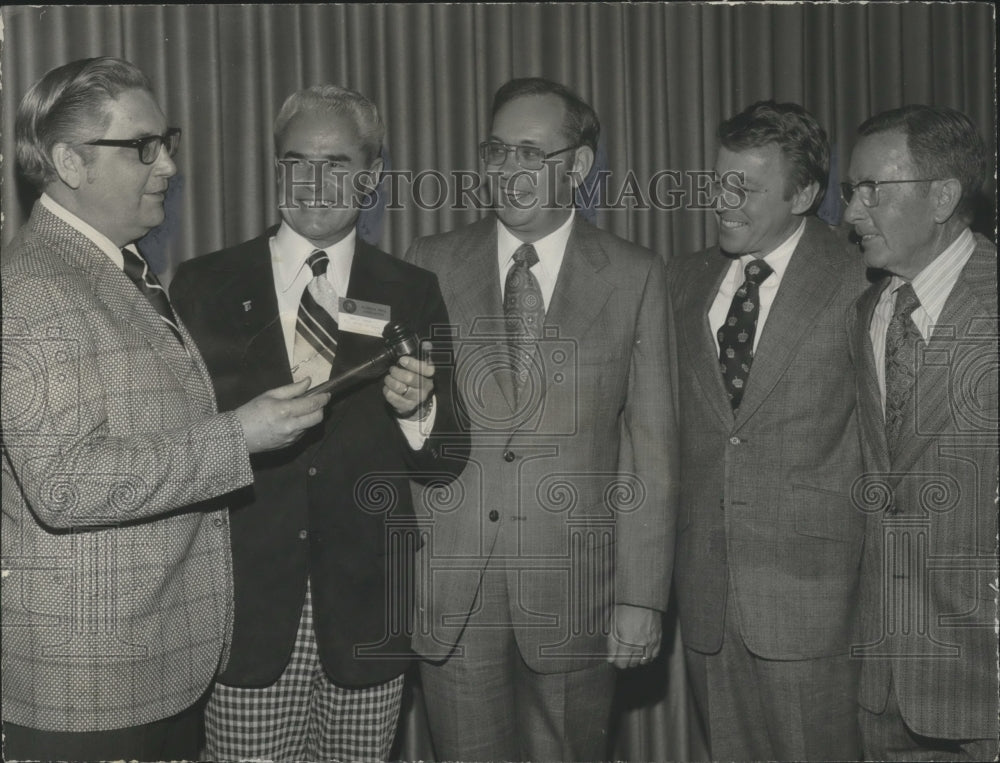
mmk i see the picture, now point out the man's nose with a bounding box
[843,193,867,225]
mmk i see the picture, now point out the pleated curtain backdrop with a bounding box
[1,4,995,761]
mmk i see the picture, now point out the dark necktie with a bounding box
[717,258,773,412]
[291,250,339,386]
[121,247,184,345]
[884,282,922,458]
[504,243,545,401]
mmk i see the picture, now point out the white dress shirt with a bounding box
[869,227,976,408]
[709,219,806,353]
[496,211,575,311]
[269,222,432,448]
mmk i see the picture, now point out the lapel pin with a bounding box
[243,300,253,312]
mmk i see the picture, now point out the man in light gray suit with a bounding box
[667,101,871,761]
[1,57,326,760]
[404,77,678,761]
[844,105,998,761]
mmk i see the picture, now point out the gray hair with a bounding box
[273,85,385,163]
[858,105,987,224]
[15,56,152,191]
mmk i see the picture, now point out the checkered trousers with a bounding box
[205,581,404,762]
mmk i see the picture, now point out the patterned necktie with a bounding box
[717,258,773,412]
[291,250,339,387]
[884,282,922,457]
[504,243,545,401]
[121,247,184,345]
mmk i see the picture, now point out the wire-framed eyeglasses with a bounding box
[479,140,577,171]
[84,128,182,165]
[840,178,941,208]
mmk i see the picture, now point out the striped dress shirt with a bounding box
[869,227,976,409]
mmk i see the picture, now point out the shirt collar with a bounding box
[496,211,575,273]
[889,227,975,323]
[738,218,806,282]
[272,222,356,294]
[40,192,126,270]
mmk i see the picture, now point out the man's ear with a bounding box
[931,178,962,223]
[790,180,820,215]
[51,143,84,189]
[569,145,595,189]
[357,155,384,196]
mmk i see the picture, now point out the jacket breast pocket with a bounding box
[791,482,863,543]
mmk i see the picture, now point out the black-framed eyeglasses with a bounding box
[479,140,578,171]
[840,178,941,209]
[84,127,182,165]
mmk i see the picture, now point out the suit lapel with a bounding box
[854,280,892,474]
[735,221,841,426]
[890,270,987,475]
[220,240,292,393]
[545,223,613,341]
[38,208,214,410]
[677,249,735,428]
[444,222,517,415]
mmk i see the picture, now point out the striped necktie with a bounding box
[291,250,339,387]
[120,247,184,345]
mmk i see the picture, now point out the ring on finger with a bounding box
[402,384,409,396]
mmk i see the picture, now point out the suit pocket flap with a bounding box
[791,482,862,542]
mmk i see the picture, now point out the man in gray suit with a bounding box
[1,57,327,760]
[844,105,998,761]
[404,77,678,761]
[667,101,870,761]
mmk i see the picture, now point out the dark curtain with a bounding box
[1,4,995,761]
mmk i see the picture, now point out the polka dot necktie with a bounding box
[120,246,184,345]
[717,258,773,412]
[291,250,339,387]
[504,243,545,401]
[883,282,922,459]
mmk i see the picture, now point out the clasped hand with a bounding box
[383,340,435,418]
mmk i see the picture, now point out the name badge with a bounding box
[338,297,390,337]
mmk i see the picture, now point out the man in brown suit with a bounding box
[404,77,679,761]
[844,105,998,761]
[667,101,870,761]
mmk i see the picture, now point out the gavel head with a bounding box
[382,321,420,358]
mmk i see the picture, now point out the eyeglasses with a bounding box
[84,127,182,165]
[479,140,577,171]
[840,178,941,208]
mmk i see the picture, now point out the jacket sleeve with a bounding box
[2,271,253,530]
[613,256,679,612]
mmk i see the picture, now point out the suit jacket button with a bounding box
[298,529,308,540]
[308,466,318,476]
[719,499,725,511]
[503,450,516,462]
[489,509,500,522]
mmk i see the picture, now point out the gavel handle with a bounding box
[307,349,395,396]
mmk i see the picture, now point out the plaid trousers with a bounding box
[205,581,404,762]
